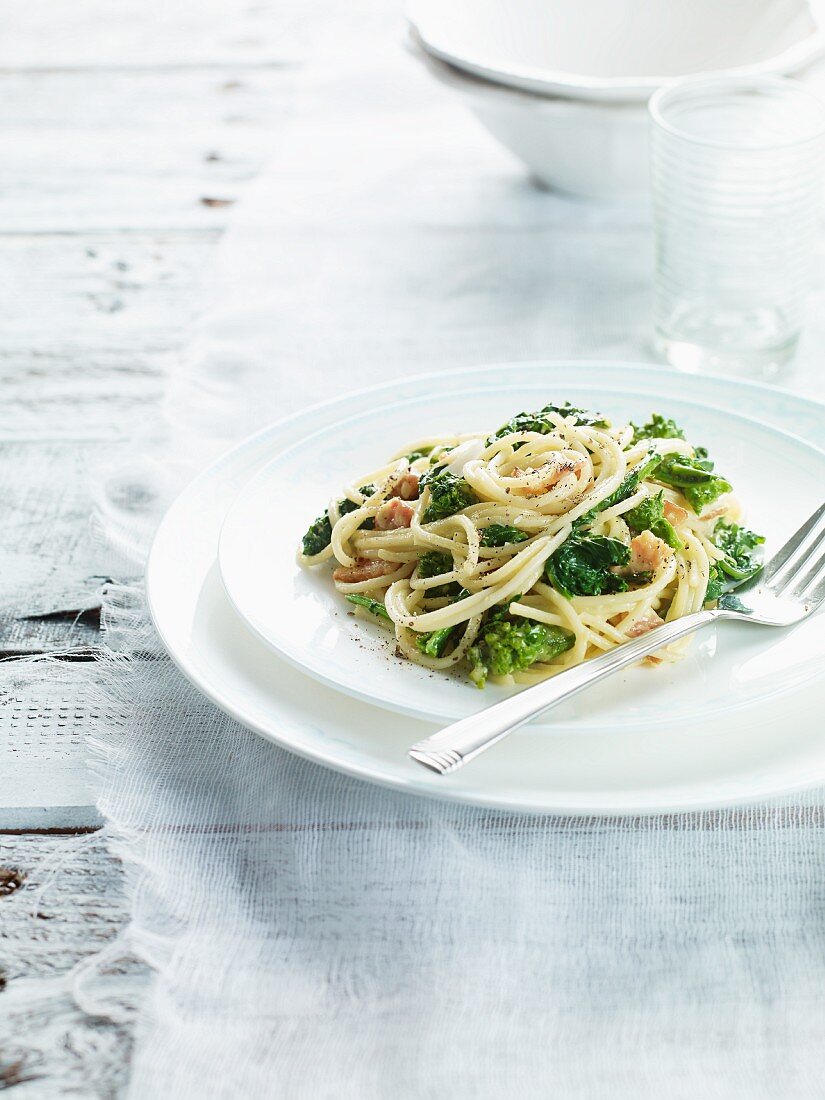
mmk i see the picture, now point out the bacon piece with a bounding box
[391,472,420,501]
[375,498,414,530]
[663,500,688,525]
[509,453,587,496]
[626,610,664,638]
[626,530,671,573]
[332,558,398,583]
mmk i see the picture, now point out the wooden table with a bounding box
[0,3,294,1089]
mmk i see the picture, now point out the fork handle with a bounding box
[408,609,717,774]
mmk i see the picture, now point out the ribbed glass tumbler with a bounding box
[649,77,825,377]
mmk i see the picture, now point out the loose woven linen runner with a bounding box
[90,12,825,1098]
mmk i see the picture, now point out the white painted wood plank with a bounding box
[0,666,105,829]
[0,232,215,434]
[0,0,324,1087]
[1,440,119,622]
[0,832,132,1094]
[0,0,306,69]
[0,68,294,232]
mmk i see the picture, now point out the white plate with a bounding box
[219,380,825,732]
[407,0,824,102]
[148,362,825,814]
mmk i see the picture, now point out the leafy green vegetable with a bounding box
[467,647,488,689]
[345,594,391,621]
[704,566,725,605]
[416,626,456,658]
[418,551,454,578]
[467,617,575,688]
[489,401,610,443]
[422,471,479,523]
[480,524,530,548]
[654,454,731,515]
[712,520,765,582]
[703,520,765,604]
[718,593,750,613]
[415,588,470,657]
[301,513,335,557]
[418,463,446,488]
[301,485,376,556]
[624,490,682,550]
[590,452,662,518]
[631,413,685,443]
[545,534,631,599]
[418,550,457,596]
[405,445,434,463]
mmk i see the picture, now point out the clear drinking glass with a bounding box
[649,77,825,377]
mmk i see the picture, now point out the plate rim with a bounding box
[146,359,825,815]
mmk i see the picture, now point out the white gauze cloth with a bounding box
[91,14,825,1099]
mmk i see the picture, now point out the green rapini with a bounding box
[422,471,479,523]
[631,413,685,444]
[415,588,470,658]
[418,550,458,597]
[345,594,391,621]
[703,520,765,604]
[480,524,530,547]
[590,452,662,518]
[404,445,434,463]
[654,454,732,515]
[489,401,609,443]
[301,485,376,556]
[624,490,682,550]
[545,533,631,598]
[467,617,575,689]
[713,520,765,581]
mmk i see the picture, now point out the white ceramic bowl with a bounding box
[407,0,825,102]
[413,42,825,200]
[413,44,650,199]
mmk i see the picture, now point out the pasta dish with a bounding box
[299,402,763,688]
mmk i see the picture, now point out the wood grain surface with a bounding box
[0,1,294,1090]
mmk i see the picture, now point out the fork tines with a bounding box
[765,502,825,602]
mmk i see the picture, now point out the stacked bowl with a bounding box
[407,0,825,199]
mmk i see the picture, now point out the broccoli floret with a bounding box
[631,413,685,443]
[422,471,479,523]
[480,524,530,547]
[467,617,575,688]
[624,490,682,550]
[300,486,375,556]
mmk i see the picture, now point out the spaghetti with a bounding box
[299,403,763,688]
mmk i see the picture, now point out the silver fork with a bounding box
[408,502,825,775]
